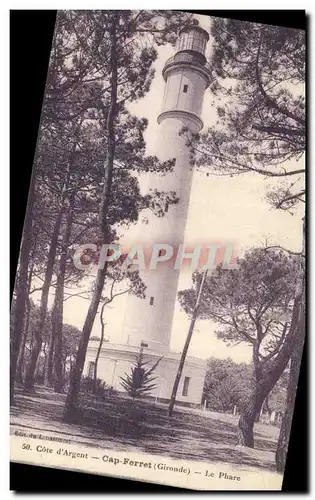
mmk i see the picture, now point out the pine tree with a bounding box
[120,348,162,398]
[185,18,305,460]
[11,10,197,403]
[190,18,305,210]
[179,249,300,447]
[15,10,182,397]
[63,10,193,419]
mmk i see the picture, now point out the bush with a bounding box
[80,376,118,399]
[120,348,162,398]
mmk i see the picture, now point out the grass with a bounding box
[10,384,279,473]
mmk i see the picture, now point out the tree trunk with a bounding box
[10,175,35,403]
[276,280,305,469]
[62,356,67,379]
[45,335,55,386]
[34,361,41,381]
[64,270,107,418]
[238,414,255,448]
[276,218,305,472]
[93,302,106,393]
[237,386,266,448]
[42,347,48,380]
[16,296,31,383]
[63,16,118,421]
[24,208,64,392]
[168,271,208,417]
[53,196,74,393]
[275,345,304,471]
[264,394,272,417]
[69,357,73,378]
[16,248,36,383]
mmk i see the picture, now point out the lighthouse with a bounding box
[122,26,211,352]
[84,26,210,406]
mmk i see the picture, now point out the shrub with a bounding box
[80,376,118,399]
[120,348,162,399]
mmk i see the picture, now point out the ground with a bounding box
[11,385,279,473]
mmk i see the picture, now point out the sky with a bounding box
[33,13,304,365]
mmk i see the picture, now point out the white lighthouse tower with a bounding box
[122,26,211,352]
[84,26,211,406]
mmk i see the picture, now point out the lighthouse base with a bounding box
[83,341,207,407]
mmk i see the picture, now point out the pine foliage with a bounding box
[120,348,162,398]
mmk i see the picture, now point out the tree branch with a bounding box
[276,190,305,209]
[255,29,305,127]
[253,125,305,137]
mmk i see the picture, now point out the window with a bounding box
[141,341,148,348]
[88,361,95,378]
[182,376,191,396]
[183,84,188,93]
[150,296,154,305]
